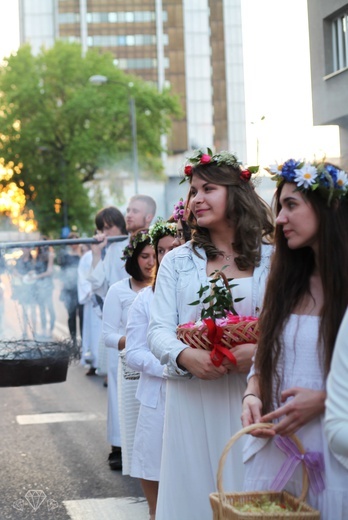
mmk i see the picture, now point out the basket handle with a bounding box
[216,422,309,504]
[211,270,230,292]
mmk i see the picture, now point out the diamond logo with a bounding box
[47,498,59,511]
[25,489,47,511]
[12,499,25,511]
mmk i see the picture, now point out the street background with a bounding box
[0,271,148,520]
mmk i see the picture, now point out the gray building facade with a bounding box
[307,0,348,167]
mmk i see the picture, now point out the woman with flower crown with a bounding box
[147,149,274,520]
[102,230,156,476]
[241,159,348,519]
[125,218,181,520]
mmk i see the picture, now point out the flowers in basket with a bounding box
[176,270,259,367]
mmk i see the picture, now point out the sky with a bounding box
[0,1,19,62]
[0,0,339,167]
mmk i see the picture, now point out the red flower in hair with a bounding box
[240,169,251,182]
[200,154,211,164]
[184,165,193,176]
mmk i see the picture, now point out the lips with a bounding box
[283,229,292,238]
[195,208,208,216]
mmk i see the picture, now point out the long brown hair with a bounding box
[187,162,274,269]
[255,181,348,412]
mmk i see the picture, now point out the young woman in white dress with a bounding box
[126,219,179,520]
[325,307,348,470]
[102,230,156,475]
[147,150,274,520]
[241,159,348,519]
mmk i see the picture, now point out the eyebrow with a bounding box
[281,196,297,204]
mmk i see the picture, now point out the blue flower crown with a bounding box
[268,159,348,205]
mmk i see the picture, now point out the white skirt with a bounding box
[131,382,166,481]
[156,372,247,520]
[117,359,140,476]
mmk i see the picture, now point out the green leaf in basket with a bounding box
[203,295,215,304]
[188,270,243,320]
[188,300,201,306]
[198,285,209,298]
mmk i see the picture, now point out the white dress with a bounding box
[87,239,127,446]
[148,242,272,520]
[243,315,348,520]
[102,277,140,474]
[77,250,102,368]
[126,287,166,481]
[325,307,348,469]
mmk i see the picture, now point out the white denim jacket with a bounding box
[148,241,273,379]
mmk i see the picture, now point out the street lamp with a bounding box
[89,75,139,194]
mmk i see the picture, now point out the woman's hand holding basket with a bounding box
[177,348,228,380]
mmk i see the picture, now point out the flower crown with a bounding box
[268,159,348,205]
[172,198,187,222]
[180,148,258,184]
[121,229,151,261]
[149,219,177,248]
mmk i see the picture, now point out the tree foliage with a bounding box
[0,41,182,235]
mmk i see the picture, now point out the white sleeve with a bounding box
[147,253,190,378]
[87,259,108,298]
[102,284,123,349]
[77,253,92,305]
[324,308,348,467]
[126,291,165,378]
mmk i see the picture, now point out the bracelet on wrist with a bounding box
[242,393,261,403]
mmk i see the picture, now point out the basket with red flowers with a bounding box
[176,270,259,367]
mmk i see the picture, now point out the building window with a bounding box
[332,12,348,72]
[88,35,157,47]
[59,13,80,24]
[85,11,162,24]
[114,58,158,70]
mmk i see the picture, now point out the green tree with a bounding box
[0,41,182,235]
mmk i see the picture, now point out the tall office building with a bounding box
[307,0,348,168]
[19,0,247,167]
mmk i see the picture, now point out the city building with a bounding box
[18,0,247,161]
[307,0,348,168]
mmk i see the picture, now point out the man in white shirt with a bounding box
[88,196,156,470]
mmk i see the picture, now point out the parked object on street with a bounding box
[0,338,80,386]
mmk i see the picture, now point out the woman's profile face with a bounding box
[189,174,228,230]
[137,244,156,281]
[276,183,319,252]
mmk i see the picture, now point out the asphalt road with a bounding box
[0,274,148,520]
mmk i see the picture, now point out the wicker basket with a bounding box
[209,423,320,520]
[119,350,140,381]
[177,271,259,363]
[177,318,259,351]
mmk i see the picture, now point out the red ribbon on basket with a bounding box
[204,318,237,367]
[270,436,325,495]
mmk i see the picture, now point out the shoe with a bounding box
[86,367,97,376]
[108,448,122,470]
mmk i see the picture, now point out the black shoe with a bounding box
[108,448,122,471]
[86,367,97,376]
